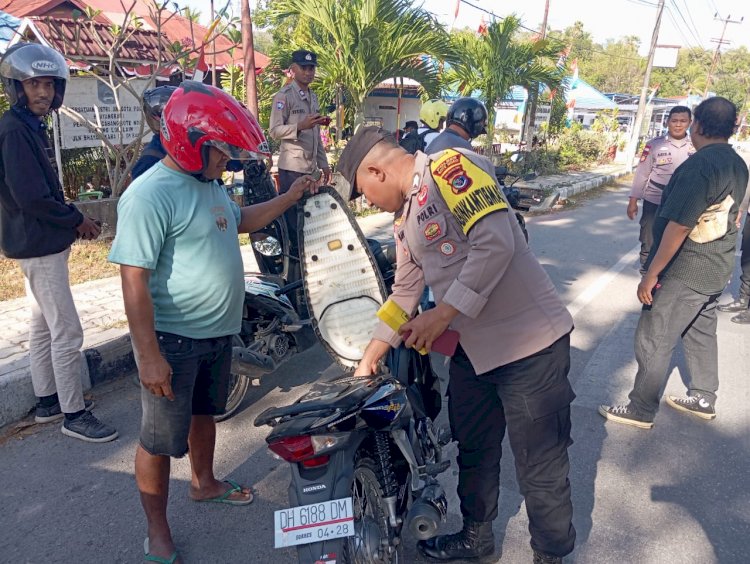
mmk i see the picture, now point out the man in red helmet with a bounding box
[109,81,318,563]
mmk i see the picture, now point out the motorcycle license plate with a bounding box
[274,497,355,548]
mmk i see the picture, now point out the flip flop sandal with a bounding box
[144,538,179,564]
[193,478,254,506]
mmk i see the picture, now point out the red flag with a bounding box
[193,45,208,82]
[478,16,488,35]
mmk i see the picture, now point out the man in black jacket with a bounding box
[0,43,116,442]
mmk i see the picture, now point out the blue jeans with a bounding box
[139,332,233,457]
[628,277,720,418]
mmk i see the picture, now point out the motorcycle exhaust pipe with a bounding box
[406,484,448,540]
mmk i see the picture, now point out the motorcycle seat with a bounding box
[254,375,383,426]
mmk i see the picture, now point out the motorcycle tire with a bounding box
[344,457,402,564]
[214,335,251,422]
[515,212,529,242]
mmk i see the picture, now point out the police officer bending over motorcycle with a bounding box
[337,127,576,563]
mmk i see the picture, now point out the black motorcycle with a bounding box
[254,349,449,564]
[254,187,449,563]
[494,166,540,242]
[218,168,395,421]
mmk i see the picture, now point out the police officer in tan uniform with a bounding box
[628,106,694,272]
[269,50,330,253]
[336,127,576,564]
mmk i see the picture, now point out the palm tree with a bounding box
[447,16,565,150]
[270,0,452,126]
[183,7,202,23]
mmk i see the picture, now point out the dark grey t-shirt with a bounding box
[425,129,473,154]
[648,143,749,295]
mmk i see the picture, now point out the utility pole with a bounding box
[210,0,217,87]
[624,0,665,170]
[704,13,744,97]
[522,0,550,150]
[241,0,259,118]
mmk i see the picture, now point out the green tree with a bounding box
[447,16,564,150]
[268,0,451,125]
[651,48,711,98]
[713,46,750,112]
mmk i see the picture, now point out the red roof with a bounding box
[0,0,73,17]
[31,16,169,63]
[2,0,270,71]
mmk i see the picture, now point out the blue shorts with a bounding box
[139,332,233,457]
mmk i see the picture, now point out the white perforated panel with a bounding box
[301,192,385,367]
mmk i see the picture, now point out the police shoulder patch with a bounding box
[430,149,507,234]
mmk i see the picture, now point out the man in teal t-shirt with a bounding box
[108,81,317,564]
[110,160,246,339]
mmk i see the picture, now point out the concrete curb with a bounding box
[530,168,632,211]
[0,336,136,429]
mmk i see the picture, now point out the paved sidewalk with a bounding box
[0,165,629,429]
[524,163,631,209]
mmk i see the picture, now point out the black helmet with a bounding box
[0,43,69,111]
[142,85,177,134]
[446,97,488,138]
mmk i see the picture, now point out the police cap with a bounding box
[291,50,317,66]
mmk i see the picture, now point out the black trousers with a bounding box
[448,334,576,558]
[639,200,659,273]
[739,215,750,300]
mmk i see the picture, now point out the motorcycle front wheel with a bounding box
[344,457,402,564]
[214,335,250,422]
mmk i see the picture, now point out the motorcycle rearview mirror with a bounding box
[252,235,283,257]
[523,172,537,181]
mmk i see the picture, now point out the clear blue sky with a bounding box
[181,0,750,55]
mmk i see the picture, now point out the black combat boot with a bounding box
[417,518,494,561]
[533,549,563,564]
[717,296,749,313]
[731,309,750,324]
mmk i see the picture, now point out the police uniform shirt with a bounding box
[630,134,695,205]
[269,81,328,174]
[371,149,573,374]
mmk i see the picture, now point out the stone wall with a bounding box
[73,198,119,240]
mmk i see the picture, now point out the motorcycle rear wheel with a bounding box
[214,335,250,422]
[344,457,401,564]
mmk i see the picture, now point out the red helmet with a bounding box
[161,81,270,175]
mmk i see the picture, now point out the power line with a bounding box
[669,0,704,49]
[704,12,744,96]
[680,0,705,46]
[456,0,645,62]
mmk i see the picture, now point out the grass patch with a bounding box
[0,240,120,302]
[1,235,254,302]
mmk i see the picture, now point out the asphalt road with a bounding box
[1,171,749,563]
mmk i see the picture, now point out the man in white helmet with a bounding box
[0,43,117,442]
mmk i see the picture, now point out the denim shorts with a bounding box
[140,331,233,457]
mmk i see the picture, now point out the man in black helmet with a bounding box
[132,85,176,179]
[0,42,117,442]
[426,97,488,154]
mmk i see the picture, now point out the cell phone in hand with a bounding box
[310,169,322,181]
[319,116,332,126]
